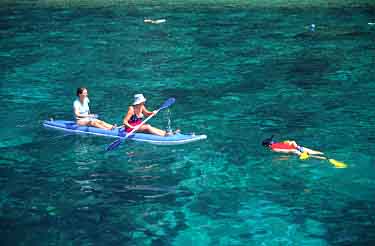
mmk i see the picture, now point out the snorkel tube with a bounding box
[262,135,274,147]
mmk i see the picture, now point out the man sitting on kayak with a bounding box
[262,135,324,159]
[123,94,179,136]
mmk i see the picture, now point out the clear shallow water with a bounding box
[1,1,375,245]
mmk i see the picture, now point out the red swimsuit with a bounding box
[125,114,143,133]
[270,142,296,151]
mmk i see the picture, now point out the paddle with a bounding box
[105,97,176,151]
[299,152,347,168]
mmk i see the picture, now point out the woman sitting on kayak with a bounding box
[262,135,324,159]
[74,87,116,130]
[123,94,178,136]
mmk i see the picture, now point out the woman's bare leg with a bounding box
[77,120,90,126]
[77,119,114,130]
[138,124,166,136]
[96,120,115,130]
[90,120,114,130]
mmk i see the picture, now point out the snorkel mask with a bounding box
[262,135,274,147]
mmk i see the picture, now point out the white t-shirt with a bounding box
[73,97,90,119]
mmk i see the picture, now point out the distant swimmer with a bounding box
[144,19,166,24]
[310,23,316,32]
[262,135,347,168]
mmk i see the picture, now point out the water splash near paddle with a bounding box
[164,108,172,133]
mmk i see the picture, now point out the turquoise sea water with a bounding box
[1,1,375,245]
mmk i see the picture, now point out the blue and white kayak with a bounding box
[43,120,207,145]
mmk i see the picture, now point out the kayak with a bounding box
[43,120,207,145]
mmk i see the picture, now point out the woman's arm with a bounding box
[123,106,134,128]
[142,105,156,117]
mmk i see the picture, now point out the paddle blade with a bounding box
[328,159,347,168]
[159,97,175,111]
[106,138,123,152]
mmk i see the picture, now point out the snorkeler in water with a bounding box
[262,135,324,159]
[261,135,347,168]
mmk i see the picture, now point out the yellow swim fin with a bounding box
[328,159,347,168]
[299,152,309,160]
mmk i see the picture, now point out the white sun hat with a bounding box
[133,94,147,105]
